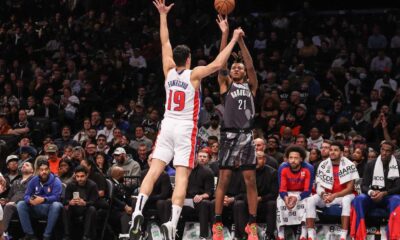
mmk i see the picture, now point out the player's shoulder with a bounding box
[278,162,290,172]
[301,161,314,172]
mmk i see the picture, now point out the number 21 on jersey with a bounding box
[167,90,186,111]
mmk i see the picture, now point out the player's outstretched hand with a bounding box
[232,28,245,41]
[153,0,174,15]
[216,14,229,34]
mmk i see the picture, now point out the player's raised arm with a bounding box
[153,0,176,77]
[238,36,258,96]
[216,15,231,93]
[191,28,243,84]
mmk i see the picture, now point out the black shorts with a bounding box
[218,131,256,170]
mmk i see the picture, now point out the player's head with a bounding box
[230,52,246,82]
[285,145,306,170]
[329,141,344,161]
[173,45,191,68]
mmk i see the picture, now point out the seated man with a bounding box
[351,141,400,240]
[16,160,63,240]
[159,157,214,239]
[234,152,278,240]
[306,142,359,240]
[277,145,314,240]
[1,162,34,238]
[63,166,99,240]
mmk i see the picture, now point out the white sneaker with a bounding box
[160,221,176,240]
[129,212,144,240]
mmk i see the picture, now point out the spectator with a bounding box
[351,147,368,178]
[307,127,324,150]
[18,146,36,169]
[309,148,322,169]
[97,117,116,143]
[206,114,221,140]
[373,71,397,93]
[17,160,63,240]
[234,151,278,240]
[94,152,109,176]
[1,162,34,239]
[44,144,61,176]
[8,110,31,136]
[266,135,284,164]
[367,25,387,49]
[110,148,140,189]
[135,143,149,171]
[96,134,110,155]
[141,109,160,139]
[80,159,107,200]
[370,51,392,73]
[198,97,216,127]
[73,118,92,145]
[129,126,153,152]
[54,126,79,152]
[390,29,400,49]
[58,159,74,185]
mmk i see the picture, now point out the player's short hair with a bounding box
[173,45,191,66]
[330,141,344,151]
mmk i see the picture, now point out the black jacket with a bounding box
[237,165,278,202]
[140,169,172,202]
[64,179,99,207]
[186,165,214,199]
[361,159,400,195]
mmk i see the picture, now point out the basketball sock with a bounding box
[134,193,148,213]
[170,204,182,228]
[215,215,222,223]
[300,225,307,239]
[278,226,285,239]
[340,229,348,239]
[307,228,316,240]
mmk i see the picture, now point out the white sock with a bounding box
[300,225,307,239]
[170,204,182,228]
[278,226,285,239]
[134,193,149,213]
[340,229,348,239]
[308,228,316,240]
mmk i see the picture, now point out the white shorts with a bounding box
[152,118,197,169]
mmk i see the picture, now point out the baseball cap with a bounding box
[297,104,307,112]
[334,133,346,140]
[6,155,19,164]
[113,147,126,155]
[20,146,37,157]
[46,144,58,153]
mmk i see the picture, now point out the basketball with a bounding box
[214,0,235,15]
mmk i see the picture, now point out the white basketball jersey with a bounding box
[164,69,200,121]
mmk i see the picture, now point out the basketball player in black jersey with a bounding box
[212,15,259,240]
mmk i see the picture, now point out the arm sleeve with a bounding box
[86,184,99,206]
[24,180,34,204]
[148,174,172,201]
[47,180,62,203]
[64,184,73,205]
[361,162,373,194]
[278,167,288,200]
[300,165,314,200]
[262,170,279,202]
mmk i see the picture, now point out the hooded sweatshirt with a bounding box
[24,173,62,204]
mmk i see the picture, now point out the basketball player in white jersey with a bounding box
[129,1,244,239]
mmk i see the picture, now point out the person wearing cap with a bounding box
[110,147,140,189]
[128,101,146,130]
[1,156,21,200]
[307,127,324,150]
[45,144,61,176]
[18,146,36,169]
[295,103,311,135]
[1,162,34,239]
[206,114,221,140]
[17,160,63,240]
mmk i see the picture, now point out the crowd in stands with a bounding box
[0,0,399,239]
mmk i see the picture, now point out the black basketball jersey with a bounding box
[222,82,255,130]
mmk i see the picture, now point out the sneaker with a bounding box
[299,237,307,240]
[212,222,224,240]
[161,221,176,240]
[245,223,258,240]
[129,212,144,240]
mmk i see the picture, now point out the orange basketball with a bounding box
[214,0,235,15]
